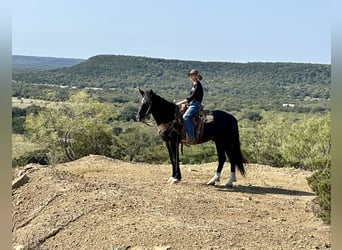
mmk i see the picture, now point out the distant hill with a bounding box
[12,54,331,112]
[12,55,85,70]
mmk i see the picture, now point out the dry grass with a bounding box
[12,97,52,109]
[12,134,40,160]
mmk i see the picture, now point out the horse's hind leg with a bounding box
[207,141,225,185]
[225,143,237,188]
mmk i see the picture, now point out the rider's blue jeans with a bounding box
[183,101,201,142]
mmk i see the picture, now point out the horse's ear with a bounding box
[139,88,144,96]
[150,89,154,95]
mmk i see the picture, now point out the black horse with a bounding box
[136,89,246,187]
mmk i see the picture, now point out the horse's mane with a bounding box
[152,92,175,108]
[151,91,177,124]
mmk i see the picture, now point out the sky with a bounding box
[12,0,331,63]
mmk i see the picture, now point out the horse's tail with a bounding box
[234,129,246,177]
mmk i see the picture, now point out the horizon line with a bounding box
[12,54,331,65]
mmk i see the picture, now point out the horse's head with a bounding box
[136,88,154,122]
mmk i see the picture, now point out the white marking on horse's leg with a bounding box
[225,172,237,188]
[207,172,221,185]
[167,177,174,183]
[169,177,180,184]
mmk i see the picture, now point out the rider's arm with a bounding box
[176,99,188,106]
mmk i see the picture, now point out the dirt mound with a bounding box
[12,155,330,249]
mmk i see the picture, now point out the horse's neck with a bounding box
[152,95,176,125]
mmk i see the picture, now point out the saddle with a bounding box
[179,104,213,144]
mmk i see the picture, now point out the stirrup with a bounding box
[181,139,196,145]
[181,139,192,144]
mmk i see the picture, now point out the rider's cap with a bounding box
[187,69,199,76]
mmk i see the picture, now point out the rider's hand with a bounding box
[176,99,187,106]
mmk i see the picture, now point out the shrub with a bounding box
[281,115,331,170]
[12,149,49,167]
[25,91,113,163]
[240,114,289,167]
[12,116,26,134]
[307,163,331,224]
[240,113,331,224]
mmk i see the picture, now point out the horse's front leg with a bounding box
[173,140,181,181]
[166,139,181,184]
[165,141,175,180]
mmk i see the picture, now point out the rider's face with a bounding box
[189,74,197,81]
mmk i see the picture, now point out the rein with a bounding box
[142,119,155,127]
[157,105,182,136]
[156,105,185,155]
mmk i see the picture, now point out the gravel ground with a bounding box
[12,155,331,250]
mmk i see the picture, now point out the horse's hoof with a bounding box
[207,180,215,186]
[207,176,220,186]
[207,179,217,186]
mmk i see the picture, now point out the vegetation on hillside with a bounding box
[13,54,330,113]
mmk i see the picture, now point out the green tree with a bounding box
[281,115,331,170]
[281,114,331,224]
[118,102,139,121]
[240,113,331,224]
[25,91,113,164]
[307,163,331,224]
[240,113,289,166]
[112,123,168,163]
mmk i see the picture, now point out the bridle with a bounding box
[144,98,153,117]
[139,96,154,126]
[139,93,185,156]
[140,94,182,135]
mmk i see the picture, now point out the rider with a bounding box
[176,69,204,143]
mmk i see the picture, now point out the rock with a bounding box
[12,173,29,190]
[154,247,171,250]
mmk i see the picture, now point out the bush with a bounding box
[307,163,331,224]
[25,91,113,163]
[12,116,26,134]
[240,113,331,224]
[12,149,49,167]
[110,122,169,163]
[284,115,331,224]
[180,142,217,164]
[240,114,289,167]
[281,115,331,170]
